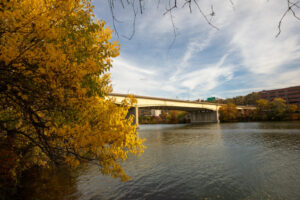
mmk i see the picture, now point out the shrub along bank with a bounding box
[219,98,300,122]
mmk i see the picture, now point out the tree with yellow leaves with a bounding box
[0,0,144,190]
[219,103,239,122]
[255,99,270,120]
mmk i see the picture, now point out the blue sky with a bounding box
[93,0,300,100]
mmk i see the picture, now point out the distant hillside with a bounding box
[206,92,260,106]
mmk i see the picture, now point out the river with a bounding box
[21,122,300,200]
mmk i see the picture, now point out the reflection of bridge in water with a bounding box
[108,93,256,126]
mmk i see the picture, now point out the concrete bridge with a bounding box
[108,93,256,126]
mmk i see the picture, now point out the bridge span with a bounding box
[108,93,256,126]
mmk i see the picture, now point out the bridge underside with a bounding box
[138,106,212,112]
[190,110,219,124]
[127,106,219,126]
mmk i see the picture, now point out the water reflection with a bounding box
[21,122,300,200]
[142,123,223,146]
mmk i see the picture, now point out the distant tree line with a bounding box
[219,98,300,122]
[139,97,300,124]
[139,111,190,124]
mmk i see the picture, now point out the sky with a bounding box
[92,0,300,100]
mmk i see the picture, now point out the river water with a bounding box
[22,122,300,200]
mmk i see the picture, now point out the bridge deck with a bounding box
[108,93,256,110]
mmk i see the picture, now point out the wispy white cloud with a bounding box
[95,0,300,99]
[176,55,235,99]
[110,57,159,95]
[181,65,234,90]
[169,30,216,82]
[228,0,300,74]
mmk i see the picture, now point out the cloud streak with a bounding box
[94,0,300,99]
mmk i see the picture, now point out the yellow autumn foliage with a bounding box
[219,103,239,122]
[0,0,144,182]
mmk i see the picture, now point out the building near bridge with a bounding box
[259,85,300,106]
[139,109,161,117]
[151,109,161,117]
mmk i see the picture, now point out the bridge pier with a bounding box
[127,106,139,126]
[190,109,219,123]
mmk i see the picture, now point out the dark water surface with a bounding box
[25,122,300,200]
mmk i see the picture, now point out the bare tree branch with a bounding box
[193,0,219,30]
[163,0,177,15]
[229,0,235,9]
[108,0,219,41]
[122,1,137,40]
[108,0,120,38]
[276,0,300,37]
[168,0,178,49]
[106,0,299,40]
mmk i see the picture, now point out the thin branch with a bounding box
[163,0,177,15]
[157,0,161,9]
[120,0,125,8]
[121,0,137,40]
[182,0,192,13]
[291,7,300,20]
[168,7,177,49]
[108,0,120,38]
[193,0,219,30]
[139,0,143,14]
[229,0,235,10]
[276,0,300,37]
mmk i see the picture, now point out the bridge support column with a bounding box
[190,110,219,123]
[127,106,139,126]
[216,108,220,123]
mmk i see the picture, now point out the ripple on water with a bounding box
[22,122,300,200]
